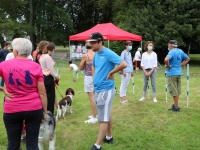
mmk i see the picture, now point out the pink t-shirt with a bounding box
[0,58,44,113]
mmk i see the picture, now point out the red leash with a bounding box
[55,84,64,98]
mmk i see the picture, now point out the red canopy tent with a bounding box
[69,23,142,60]
[69,22,142,41]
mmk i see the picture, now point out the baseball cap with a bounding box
[86,32,104,42]
[168,40,178,47]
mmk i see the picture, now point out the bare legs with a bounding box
[88,92,97,118]
[173,95,179,106]
[96,116,112,145]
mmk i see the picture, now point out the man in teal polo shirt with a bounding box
[88,32,127,150]
[164,40,190,112]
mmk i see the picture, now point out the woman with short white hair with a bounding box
[0,38,47,150]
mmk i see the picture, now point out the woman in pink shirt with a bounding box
[0,38,47,150]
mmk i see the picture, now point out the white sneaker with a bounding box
[153,98,157,102]
[88,115,98,119]
[139,97,146,101]
[85,118,98,124]
[88,115,93,119]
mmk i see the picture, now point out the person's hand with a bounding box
[41,111,47,123]
[144,71,149,77]
[3,89,14,101]
[55,78,60,86]
[106,72,114,80]
[43,69,51,76]
[131,73,134,77]
[123,71,126,77]
[166,65,172,70]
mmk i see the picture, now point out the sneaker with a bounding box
[88,115,98,119]
[153,98,157,103]
[85,118,98,124]
[168,104,180,112]
[91,145,102,150]
[103,136,115,144]
[88,115,93,119]
[139,97,145,101]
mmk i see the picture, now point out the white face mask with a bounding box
[7,47,11,50]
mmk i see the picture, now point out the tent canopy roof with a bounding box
[69,22,142,41]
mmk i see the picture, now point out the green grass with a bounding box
[55,46,69,51]
[0,62,200,150]
[189,54,200,65]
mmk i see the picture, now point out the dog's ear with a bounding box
[71,89,75,96]
[65,89,69,96]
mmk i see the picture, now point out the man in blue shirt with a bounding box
[0,41,10,87]
[88,32,127,150]
[164,40,190,112]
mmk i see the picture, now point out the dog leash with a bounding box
[55,85,64,98]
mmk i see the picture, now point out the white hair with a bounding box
[12,38,32,56]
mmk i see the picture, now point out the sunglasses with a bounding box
[89,41,98,44]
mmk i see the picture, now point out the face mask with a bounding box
[128,46,132,51]
[168,48,170,51]
[7,47,11,50]
[148,46,153,51]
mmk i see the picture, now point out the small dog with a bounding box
[38,111,56,150]
[56,88,75,121]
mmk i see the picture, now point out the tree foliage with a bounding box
[0,0,200,57]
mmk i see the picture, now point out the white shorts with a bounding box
[84,76,94,92]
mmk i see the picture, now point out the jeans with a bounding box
[142,69,157,96]
[3,109,43,150]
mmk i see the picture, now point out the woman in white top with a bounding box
[140,41,158,102]
[134,47,142,73]
[39,42,59,114]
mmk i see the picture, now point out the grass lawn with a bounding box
[56,46,69,51]
[0,61,200,150]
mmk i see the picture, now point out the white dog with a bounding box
[56,88,75,121]
[38,111,56,150]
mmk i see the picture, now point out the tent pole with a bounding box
[140,41,142,53]
[108,40,110,48]
[69,40,71,61]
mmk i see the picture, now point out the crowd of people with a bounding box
[0,33,190,150]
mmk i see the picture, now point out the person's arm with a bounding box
[164,56,170,68]
[45,56,59,79]
[106,61,127,80]
[37,82,47,114]
[140,53,149,76]
[149,53,157,75]
[0,86,13,101]
[79,54,87,71]
[181,57,190,66]
[92,65,95,77]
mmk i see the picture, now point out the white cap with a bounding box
[137,47,142,51]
